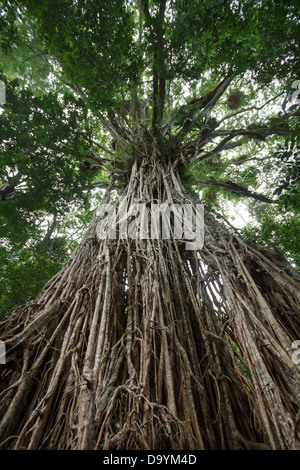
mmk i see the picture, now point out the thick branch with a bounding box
[197,133,239,161]
[189,73,235,110]
[194,123,290,161]
[212,125,290,139]
[141,0,166,133]
[44,216,57,241]
[218,92,285,125]
[197,178,277,204]
[175,74,235,139]
[152,53,160,132]
[140,0,151,24]
[107,108,131,140]
[0,184,15,202]
[196,74,236,119]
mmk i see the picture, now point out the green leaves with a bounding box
[0,243,62,320]
[18,0,143,109]
[167,0,298,83]
[242,208,300,270]
[0,74,96,214]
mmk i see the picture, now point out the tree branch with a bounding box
[141,0,167,133]
[211,124,290,139]
[193,122,291,161]
[197,178,277,204]
[218,92,285,125]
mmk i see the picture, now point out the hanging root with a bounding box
[0,152,299,450]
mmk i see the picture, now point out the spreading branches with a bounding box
[141,0,167,133]
[188,122,292,163]
[218,91,286,125]
[212,124,290,140]
[197,178,277,204]
[174,74,235,139]
[196,73,236,120]
[1,1,300,453]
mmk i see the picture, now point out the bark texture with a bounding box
[0,154,300,450]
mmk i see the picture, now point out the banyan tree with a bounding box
[0,0,299,450]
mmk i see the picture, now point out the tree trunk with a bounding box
[1,152,300,450]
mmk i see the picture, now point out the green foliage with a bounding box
[0,73,97,215]
[242,207,300,270]
[0,244,62,320]
[17,0,142,109]
[0,202,95,319]
[0,70,105,317]
[168,0,298,83]
[273,137,300,212]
